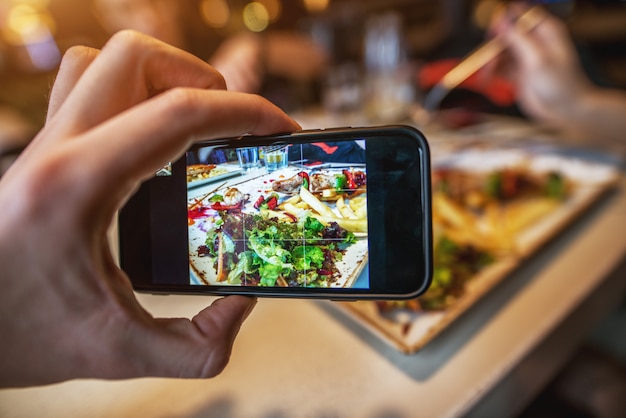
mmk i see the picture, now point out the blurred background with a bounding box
[1,0,625,141]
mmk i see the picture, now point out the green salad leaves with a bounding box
[204,212,356,287]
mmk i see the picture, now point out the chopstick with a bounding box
[422,6,544,113]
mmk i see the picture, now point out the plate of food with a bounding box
[186,163,243,189]
[187,166,370,288]
[336,148,620,353]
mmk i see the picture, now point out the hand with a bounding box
[491,6,594,125]
[210,31,329,94]
[264,31,328,82]
[0,31,300,387]
[210,33,265,94]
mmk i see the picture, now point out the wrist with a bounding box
[535,79,596,128]
[553,85,626,149]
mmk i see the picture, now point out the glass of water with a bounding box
[262,145,289,172]
[236,147,260,170]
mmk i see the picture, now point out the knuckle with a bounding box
[13,150,71,214]
[160,87,201,115]
[61,45,97,64]
[104,29,148,55]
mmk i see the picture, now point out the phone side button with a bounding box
[321,126,353,131]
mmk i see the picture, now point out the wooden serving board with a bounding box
[335,150,620,353]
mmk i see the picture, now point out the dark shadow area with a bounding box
[517,341,626,418]
[514,264,626,418]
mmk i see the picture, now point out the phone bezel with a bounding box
[119,125,432,300]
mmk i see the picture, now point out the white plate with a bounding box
[187,165,244,189]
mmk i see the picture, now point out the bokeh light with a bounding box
[0,0,60,71]
[257,0,281,23]
[3,3,56,45]
[242,2,269,33]
[200,0,230,29]
[302,0,330,14]
[473,0,500,30]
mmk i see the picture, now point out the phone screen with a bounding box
[187,140,370,289]
[119,126,432,299]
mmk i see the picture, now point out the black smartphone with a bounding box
[119,125,432,300]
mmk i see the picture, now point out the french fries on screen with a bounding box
[313,216,368,233]
[336,196,358,219]
[300,187,338,218]
[289,187,368,233]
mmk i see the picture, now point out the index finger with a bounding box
[47,46,99,123]
[47,31,227,142]
[67,90,300,224]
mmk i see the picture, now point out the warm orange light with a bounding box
[200,0,230,29]
[1,1,60,71]
[257,0,281,22]
[3,3,55,45]
[303,0,329,14]
[473,0,499,29]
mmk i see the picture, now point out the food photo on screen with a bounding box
[186,140,370,289]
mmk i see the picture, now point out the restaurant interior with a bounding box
[1,0,625,417]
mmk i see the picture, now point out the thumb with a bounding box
[125,296,257,379]
[189,296,258,377]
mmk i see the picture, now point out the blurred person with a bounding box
[491,5,626,158]
[92,0,327,95]
[0,30,300,387]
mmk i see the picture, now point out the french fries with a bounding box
[502,198,559,234]
[349,196,367,218]
[277,194,301,210]
[433,193,475,230]
[336,196,358,219]
[313,216,368,233]
[296,187,368,233]
[300,187,338,219]
[283,202,306,219]
[432,190,563,253]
